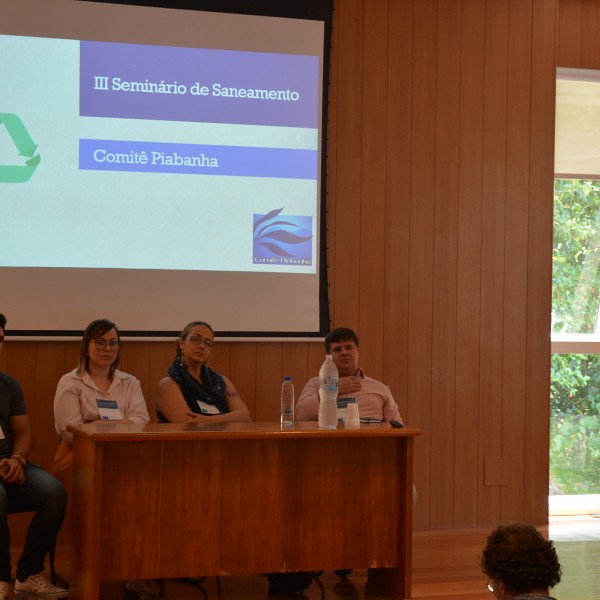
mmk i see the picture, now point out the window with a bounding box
[551,68,600,511]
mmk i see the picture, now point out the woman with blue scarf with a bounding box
[156,321,250,424]
[156,321,312,595]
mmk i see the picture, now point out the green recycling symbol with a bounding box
[0,113,41,183]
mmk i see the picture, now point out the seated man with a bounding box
[0,313,69,600]
[296,327,403,424]
[296,327,404,581]
[481,522,562,599]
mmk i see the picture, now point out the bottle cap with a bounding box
[284,375,292,381]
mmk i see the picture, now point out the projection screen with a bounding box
[0,0,332,338]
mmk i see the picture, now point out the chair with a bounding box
[6,500,58,585]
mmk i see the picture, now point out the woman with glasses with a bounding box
[156,321,250,423]
[481,522,562,599]
[52,319,156,600]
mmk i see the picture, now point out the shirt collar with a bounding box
[74,368,127,387]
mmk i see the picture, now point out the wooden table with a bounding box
[68,421,420,599]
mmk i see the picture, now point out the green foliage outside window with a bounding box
[553,179,600,334]
[551,179,600,494]
[551,355,600,494]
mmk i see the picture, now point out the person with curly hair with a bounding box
[481,522,562,599]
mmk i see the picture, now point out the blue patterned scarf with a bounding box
[161,359,228,420]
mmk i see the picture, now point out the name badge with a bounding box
[196,400,221,415]
[96,398,123,420]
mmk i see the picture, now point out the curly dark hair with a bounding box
[481,522,562,594]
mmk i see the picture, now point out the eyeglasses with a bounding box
[187,335,214,348]
[486,581,494,593]
[92,339,120,350]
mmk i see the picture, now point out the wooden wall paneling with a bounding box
[525,167,553,524]
[307,341,327,382]
[210,342,260,420]
[524,0,557,523]
[120,340,151,410]
[557,0,582,66]
[357,0,388,381]
[207,340,231,382]
[500,0,534,522]
[281,342,310,407]
[383,0,413,420]
[454,0,485,529]
[228,342,258,420]
[330,0,363,329]
[147,341,176,422]
[408,0,437,531]
[326,2,339,321]
[63,341,79,376]
[476,0,510,527]
[477,162,508,528]
[581,0,600,68]
[254,343,283,421]
[6,343,37,413]
[429,0,461,530]
[430,166,460,530]
[33,342,66,472]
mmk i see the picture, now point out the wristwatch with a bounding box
[10,454,27,467]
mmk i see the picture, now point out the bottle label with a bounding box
[320,375,338,391]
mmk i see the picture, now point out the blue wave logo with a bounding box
[253,208,313,265]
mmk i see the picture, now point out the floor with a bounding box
[10,516,600,599]
[547,516,600,600]
[409,515,600,599]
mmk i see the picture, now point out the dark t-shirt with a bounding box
[0,371,27,458]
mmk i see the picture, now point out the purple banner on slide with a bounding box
[79,139,317,179]
[80,41,319,128]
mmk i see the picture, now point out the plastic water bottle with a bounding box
[318,355,338,429]
[281,376,294,426]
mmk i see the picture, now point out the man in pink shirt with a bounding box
[296,327,403,424]
[296,327,405,582]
